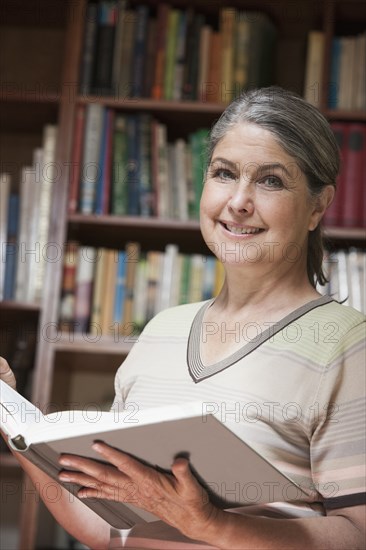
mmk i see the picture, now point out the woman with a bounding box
[1,87,365,549]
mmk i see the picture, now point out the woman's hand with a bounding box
[58,442,220,541]
[0,357,16,389]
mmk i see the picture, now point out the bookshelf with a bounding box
[1,0,365,548]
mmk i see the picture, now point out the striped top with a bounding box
[110,297,365,547]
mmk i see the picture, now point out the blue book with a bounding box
[95,108,113,214]
[113,251,127,324]
[132,5,149,97]
[328,37,341,109]
[3,194,20,300]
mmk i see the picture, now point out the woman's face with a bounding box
[200,122,323,273]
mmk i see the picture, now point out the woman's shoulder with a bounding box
[316,299,365,330]
[140,300,210,337]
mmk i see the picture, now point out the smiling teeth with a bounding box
[226,224,261,235]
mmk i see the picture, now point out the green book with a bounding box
[163,9,180,100]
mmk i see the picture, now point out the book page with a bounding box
[0,379,43,439]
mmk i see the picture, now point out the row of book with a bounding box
[58,242,225,335]
[0,125,59,303]
[323,122,366,228]
[328,32,366,111]
[68,104,208,219]
[304,30,366,111]
[79,1,277,103]
[321,248,366,314]
[59,241,365,339]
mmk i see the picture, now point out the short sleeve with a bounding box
[310,319,366,510]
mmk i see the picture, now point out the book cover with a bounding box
[33,124,58,304]
[328,37,341,109]
[126,115,141,216]
[142,18,157,98]
[113,250,127,326]
[172,10,187,101]
[152,3,170,100]
[0,173,11,300]
[79,1,98,95]
[131,5,149,98]
[92,1,117,95]
[74,246,97,334]
[59,241,79,332]
[139,114,153,217]
[163,9,179,100]
[90,247,108,335]
[18,151,42,304]
[100,248,118,335]
[303,30,325,108]
[197,24,211,102]
[111,0,127,95]
[3,194,19,300]
[341,123,365,227]
[68,105,86,214]
[207,31,222,103]
[1,381,308,530]
[323,122,349,227]
[95,108,114,215]
[220,7,235,104]
[122,242,140,333]
[117,9,136,99]
[111,114,128,216]
[80,104,104,214]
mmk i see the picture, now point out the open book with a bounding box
[0,380,308,529]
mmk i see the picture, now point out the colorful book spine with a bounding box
[68,105,86,213]
[132,4,149,98]
[80,104,104,214]
[92,1,117,95]
[0,173,11,301]
[3,194,19,300]
[111,114,128,216]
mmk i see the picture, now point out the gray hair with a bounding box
[208,87,340,287]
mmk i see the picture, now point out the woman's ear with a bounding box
[308,185,335,231]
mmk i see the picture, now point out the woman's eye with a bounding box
[212,168,236,182]
[260,175,284,189]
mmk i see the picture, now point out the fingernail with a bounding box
[59,457,71,466]
[92,443,103,452]
[59,473,71,481]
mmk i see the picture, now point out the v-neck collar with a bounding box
[187,295,334,383]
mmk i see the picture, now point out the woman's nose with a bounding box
[227,182,255,214]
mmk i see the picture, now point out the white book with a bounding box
[347,248,363,313]
[0,380,308,530]
[158,244,179,311]
[34,125,58,303]
[0,173,10,300]
[24,148,44,303]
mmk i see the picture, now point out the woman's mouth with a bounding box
[221,222,264,235]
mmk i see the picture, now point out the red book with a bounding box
[324,122,349,227]
[151,4,170,100]
[341,123,366,228]
[68,105,86,213]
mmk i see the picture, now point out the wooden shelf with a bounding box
[78,95,225,114]
[54,334,133,356]
[0,301,40,312]
[325,109,366,122]
[67,214,210,254]
[324,226,366,245]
